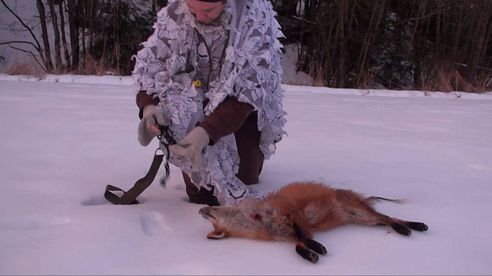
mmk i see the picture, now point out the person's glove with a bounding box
[170,126,210,170]
[138,105,169,146]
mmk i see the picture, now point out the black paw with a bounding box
[296,245,319,264]
[392,223,411,236]
[406,222,429,232]
[303,239,327,255]
[188,187,220,206]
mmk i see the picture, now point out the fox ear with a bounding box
[207,229,227,239]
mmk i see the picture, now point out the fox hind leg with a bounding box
[336,189,428,236]
[350,209,429,236]
[397,219,429,232]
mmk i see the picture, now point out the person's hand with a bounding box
[138,105,169,146]
[170,127,210,170]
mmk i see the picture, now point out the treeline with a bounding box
[1,0,167,75]
[2,0,492,91]
[274,0,492,91]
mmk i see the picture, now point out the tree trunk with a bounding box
[466,2,489,81]
[67,0,80,69]
[36,0,54,71]
[356,0,386,87]
[113,1,120,73]
[58,0,71,68]
[335,0,348,87]
[47,0,62,71]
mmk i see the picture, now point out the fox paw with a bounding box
[303,239,327,255]
[295,245,319,263]
[406,222,429,232]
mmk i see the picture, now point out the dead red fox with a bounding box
[199,182,428,263]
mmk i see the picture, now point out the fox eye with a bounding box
[252,213,263,222]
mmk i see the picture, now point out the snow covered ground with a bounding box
[0,75,491,275]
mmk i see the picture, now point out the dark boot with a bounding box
[182,172,220,206]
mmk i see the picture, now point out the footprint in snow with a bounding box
[139,211,172,236]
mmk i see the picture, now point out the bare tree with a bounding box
[292,0,492,91]
[67,0,80,69]
[0,0,48,71]
[36,0,54,71]
[58,0,71,68]
[1,0,161,75]
[47,0,62,70]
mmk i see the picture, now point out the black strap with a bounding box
[105,123,175,205]
[104,151,164,205]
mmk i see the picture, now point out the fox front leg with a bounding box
[292,223,327,263]
[293,223,327,255]
[295,243,319,263]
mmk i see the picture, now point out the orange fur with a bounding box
[199,181,428,262]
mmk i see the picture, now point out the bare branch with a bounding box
[0,40,40,51]
[9,45,48,73]
[0,0,43,56]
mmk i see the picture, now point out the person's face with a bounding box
[186,0,225,24]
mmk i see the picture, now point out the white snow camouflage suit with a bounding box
[133,0,286,205]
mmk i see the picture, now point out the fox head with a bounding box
[199,199,297,241]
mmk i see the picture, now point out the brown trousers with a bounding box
[184,112,264,206]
